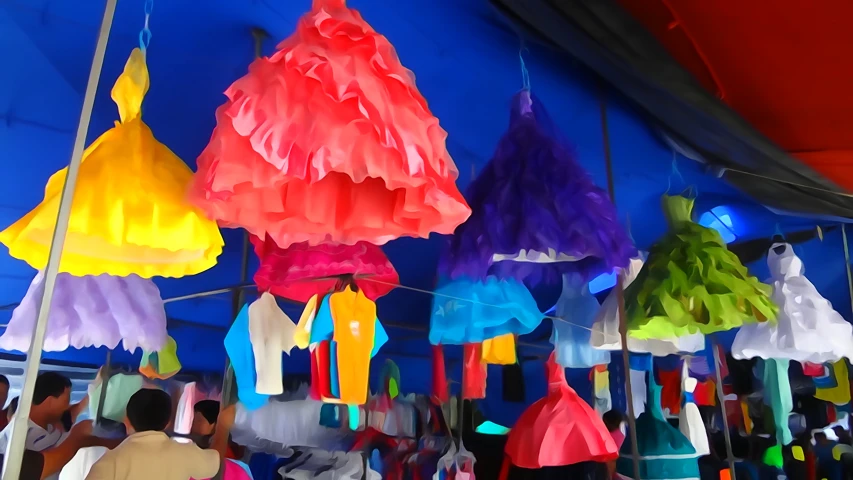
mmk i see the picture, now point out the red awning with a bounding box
[618,0,853,189]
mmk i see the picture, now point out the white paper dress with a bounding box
[732,243,853,363]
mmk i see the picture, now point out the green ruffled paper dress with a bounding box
[625,195,777,339]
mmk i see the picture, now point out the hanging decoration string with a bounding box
[139,0,154,52]
[358,276,622,342]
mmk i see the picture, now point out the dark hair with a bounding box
[33,372,71,405]
[8,397,18,415]
[0,375,9,387]
[126,389,172,432]
[193,400,220,425]
[814,431,828,441]
[602,410,625,432]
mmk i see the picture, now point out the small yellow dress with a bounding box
[0,48,223,278]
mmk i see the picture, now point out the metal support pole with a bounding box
[220,232,250,407]
[3,1,117,477]
[841,224,853,318]
[220,27,268,409]
[712,339,737,479]
[599,90,641,479]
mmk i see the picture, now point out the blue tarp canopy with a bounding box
[0,0,850,417]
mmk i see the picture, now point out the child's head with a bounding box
[124,388,172,434]
[602,409,625,433]
[191,400,220,437]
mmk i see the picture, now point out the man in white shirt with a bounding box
[85,388,236,480]
[0,372,110,480]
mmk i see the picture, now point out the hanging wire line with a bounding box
[358,276,622,342]
[138,0,154,51]
[717,166,853,199]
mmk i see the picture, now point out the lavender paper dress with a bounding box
[0,271,167,352]
[441,90,636,284]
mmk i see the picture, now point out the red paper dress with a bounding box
[190,0,471,248]
[251,235,398,302]
[501,353,617,475]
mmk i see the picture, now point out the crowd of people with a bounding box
[0,372,238,480]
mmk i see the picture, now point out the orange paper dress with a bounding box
[190,0,471,248]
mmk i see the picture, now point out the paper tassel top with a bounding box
[0,49,223,278]
[251,236,398,302]
[189,0,470,248]
[625,195,777,339]
[441,90,636,284]
[503,353,618,469]
[732,243,853,363]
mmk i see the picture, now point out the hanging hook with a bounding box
[666,150,685,194]
[251,27,270,59]
[138,0,154,52]
[773,223,786,242]
[519,47,531,91]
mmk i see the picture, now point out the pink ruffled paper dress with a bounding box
[251,235,398,302]
[190,0,470,248]
[0,271,167,353]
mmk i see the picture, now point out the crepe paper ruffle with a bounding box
[504,353,618,469]
[140,336,182,380]
[429,276,543,345]
[440,90,636,285]
[251,235,398,302]
[591,257,706,355]
[616,372,700,480]
[550,273,610,368]
[732,243,853,363]
[189,0,470,248]
[0,271,167,353]
[625,195,777,339]
[0,49,223,278]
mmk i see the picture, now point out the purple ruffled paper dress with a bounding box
[441,90,636,284]
[0,271,167,352]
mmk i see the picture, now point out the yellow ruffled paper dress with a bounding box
[0,49,223,278]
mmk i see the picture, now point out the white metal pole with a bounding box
[2,0,117,477]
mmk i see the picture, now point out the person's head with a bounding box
[833,426,850,442]
[0,374,9,408]
[124,388,172,434]
[602,409,625,433]
[191,400,220,437]
[32,372,71,423]
[6,396,18,422]
[814,431,829,445]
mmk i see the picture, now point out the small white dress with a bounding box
[678,363,709,456]
[732,243,853,363]
[590,257,705,355]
